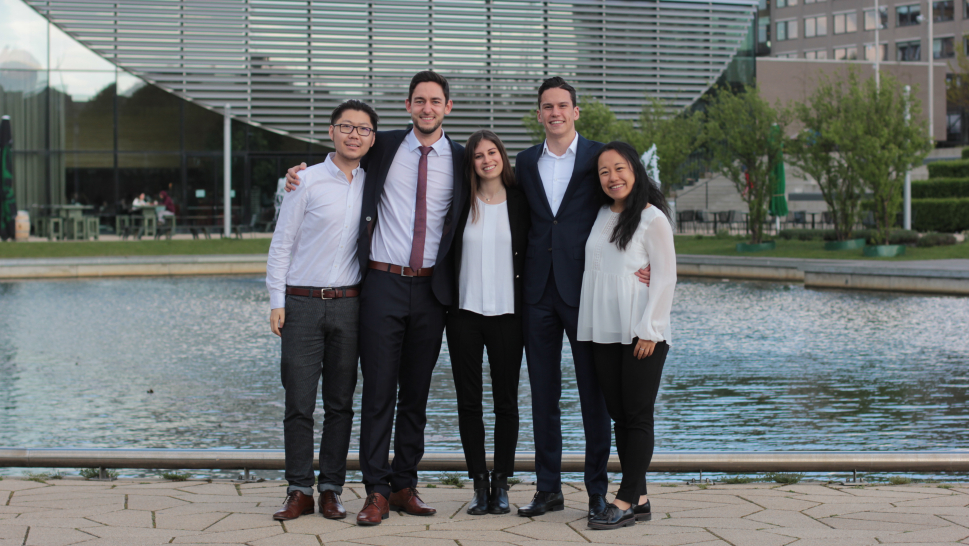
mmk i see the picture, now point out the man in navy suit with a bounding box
[514,77,649,520]
[286,71,465,526]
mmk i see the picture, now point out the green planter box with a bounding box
[736,241,776,252]
[863,244,906,257]
[824,238,866,251]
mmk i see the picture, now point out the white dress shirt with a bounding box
[266,153,365,309]
[537,132,579,216]
[370,129,454,268]
[577,205,677,344]
[459,199,515,316]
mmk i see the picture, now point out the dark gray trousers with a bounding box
[280,291,359,496]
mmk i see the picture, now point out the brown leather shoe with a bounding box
[356,492,389,526]
[319,490,347,519]
[272,491,314,521]
[389,487,437,516]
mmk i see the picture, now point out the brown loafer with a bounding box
[389,487,437,516]
[272,491,314,521]
[319,490,347,520]
[356,492,389,526]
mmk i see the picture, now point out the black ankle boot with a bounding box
[489,471,510,514]
[467,473,490,515]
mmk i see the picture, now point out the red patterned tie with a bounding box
[410,146,433,271]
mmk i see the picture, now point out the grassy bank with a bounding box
[0,238,272,259]
[673,236,969,260]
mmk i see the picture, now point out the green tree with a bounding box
[833,73,932,245]
[702,85,788,244]
[787,72,864,242]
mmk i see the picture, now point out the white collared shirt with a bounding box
[370,129,454,268]
[266,153,365,309]
[459,199,515,316]
[537,132,579,216]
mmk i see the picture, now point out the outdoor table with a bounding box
[52,204,94,240]
[132,205,162,238]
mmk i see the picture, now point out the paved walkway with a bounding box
[1,478,967,545]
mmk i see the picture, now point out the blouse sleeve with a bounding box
[633,212,677,343]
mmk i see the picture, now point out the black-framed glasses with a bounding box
[332,123,373,137]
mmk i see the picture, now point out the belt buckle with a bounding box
[400,266,416,277]
[320,287,334,300]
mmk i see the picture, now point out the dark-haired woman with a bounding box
[577,141,676,530]
[446,129,530,515]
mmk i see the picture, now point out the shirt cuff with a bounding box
[270,292,286,310]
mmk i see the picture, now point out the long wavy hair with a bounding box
[464,129,516,223]
[594,141,671,251]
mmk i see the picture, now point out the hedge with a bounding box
[911,178,969,198]
[961,147,969,160]
[917,232,958,247]
[912,198,969,233]
[927,159,969,179]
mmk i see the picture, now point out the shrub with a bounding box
[765,472,805,484]
[888,476,913,485]
[912,178,969,198]
[848,229,918,245]
[162,471,191,482]
[779,229,826,241]
[912,198,969,232]
[927,159,969,179]
[917,232,957,247]
[440,472,465,488]
[719,475,755,484]
[961,147,969,160]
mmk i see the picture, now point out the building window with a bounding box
[805,16,828,37]
[805,49,829,59]
[935,36,956,58]
[865,43,888,61]
[776,20,798,41]
[897,5,921,26]
[947,113,962,140]
[834,47,859,60]
[775,52,798,58]
[897,39,922,60]
[834,12,858,34]
[864,7,889,30]
[758,18,770,44]
[776,0,798,7]
[934,0,955,21]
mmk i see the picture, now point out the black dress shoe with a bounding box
[633,499,651,521]
[517,490,565,517]
[588,503,636,530]
[488,486,510,514]
[588,493,608,520]
[467,487,490,515]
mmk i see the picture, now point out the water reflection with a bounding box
[0,277,966,478]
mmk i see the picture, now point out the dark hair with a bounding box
[408,70,450,103]
[537,76,577,108]
[464,130,516,223]
[330,99,378,129]
[594,141,671,251]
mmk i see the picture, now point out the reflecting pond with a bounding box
[0,276,967,480]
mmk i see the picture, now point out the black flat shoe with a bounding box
[517,490,564,517]
[588,503,636,530]
[633,499,651,521]
[488,486,510,514]
[588,493,608,520]
[467,487,490,515]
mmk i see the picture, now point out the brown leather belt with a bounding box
[368,260,434,277]
[285,285,360,299]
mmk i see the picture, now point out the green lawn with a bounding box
[673,236,969,261]
[0,238,272,259]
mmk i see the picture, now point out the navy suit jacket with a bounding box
[515,135,604,308]
[357,128,467,306]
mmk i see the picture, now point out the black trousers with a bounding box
[445,309,523,488]
[592,339,668,505]
[358,270,447,497]
[280,292,359,496]
[523,277,611,496]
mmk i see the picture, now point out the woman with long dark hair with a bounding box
[577,141,676,530]
[446,129,530,515]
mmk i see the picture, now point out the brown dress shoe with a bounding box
[389,487,437,516]
[319,490,347,519]
[356,492,389,526]
[272,491,314,521]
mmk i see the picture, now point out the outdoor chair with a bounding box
[201,226,213,239]
[189,227,200,240]
[791,211,807,226]
[821,211,834,228]
[861,211,876,229]
[677,210,696,232]
[115,215,131,236]
[84,217,99,240]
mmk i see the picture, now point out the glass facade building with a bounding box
[2,0,757,225]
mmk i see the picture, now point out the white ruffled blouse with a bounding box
[577,205,677,345]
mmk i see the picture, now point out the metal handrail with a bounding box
[2,448,968,473]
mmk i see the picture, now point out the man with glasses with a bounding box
[267,100,377,522]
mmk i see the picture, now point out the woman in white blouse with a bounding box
[577,141,676,531]
[445,130,530,516]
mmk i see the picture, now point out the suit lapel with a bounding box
[559,135,593,214]
[526,147,554,217]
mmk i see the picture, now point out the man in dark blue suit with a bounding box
[515,77,649,520]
